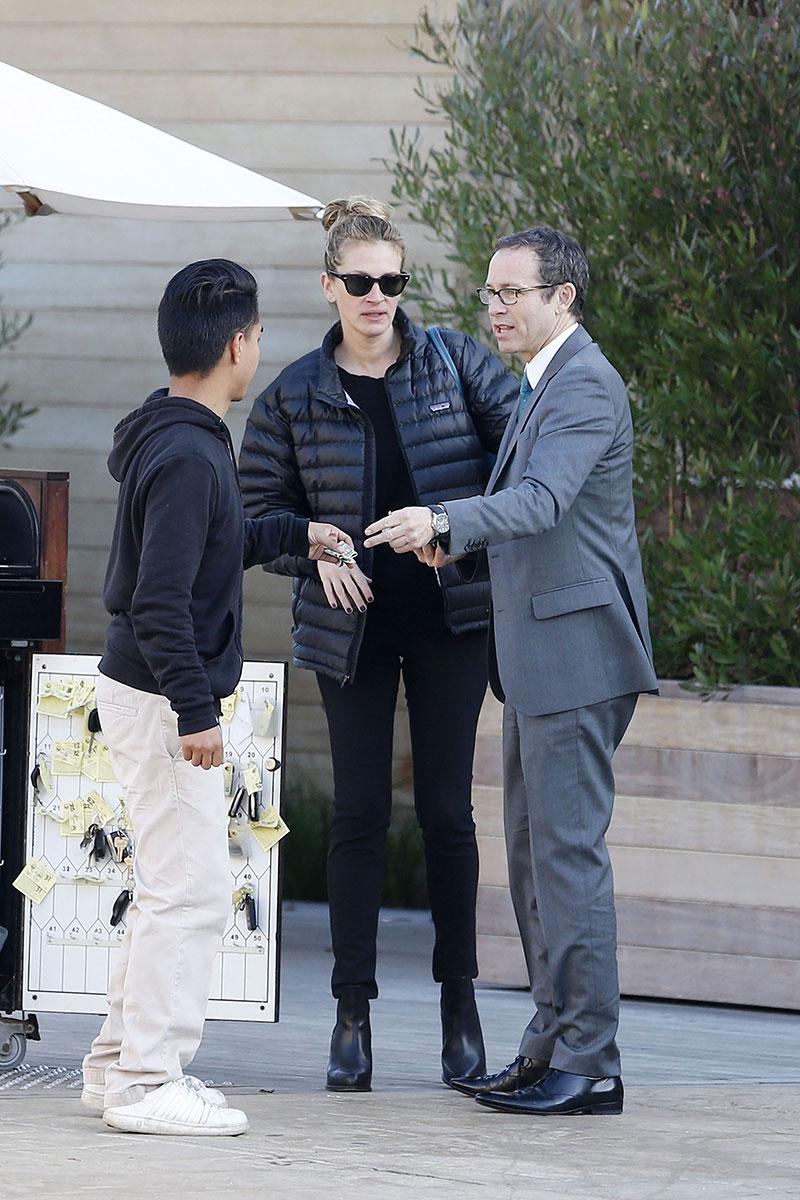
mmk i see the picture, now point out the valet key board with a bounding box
[17,654,287,1022]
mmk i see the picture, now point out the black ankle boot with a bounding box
[326,985,373,1092]
[440,977,486,1086]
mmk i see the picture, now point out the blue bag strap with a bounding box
[426,326,463,397]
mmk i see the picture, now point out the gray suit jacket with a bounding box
[444,324,658,716]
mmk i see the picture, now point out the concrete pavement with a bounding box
[2,903,799,1199]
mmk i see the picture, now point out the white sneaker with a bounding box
[103,1078,248,1136]
[82,1074,227,1115]
[184,1076,228,1107]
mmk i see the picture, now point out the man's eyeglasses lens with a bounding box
[329,271,410,298]
[476,285,561,305]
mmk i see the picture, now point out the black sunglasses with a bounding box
[328,270,411,298]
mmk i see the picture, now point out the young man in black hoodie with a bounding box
[81,259,352,1137]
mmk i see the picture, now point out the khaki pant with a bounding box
[82,674,230,1108]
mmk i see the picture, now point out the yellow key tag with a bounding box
[256,804,281,829]
[51,740,84,776]
[84,790,115,827]
[97,743,116,783]
[223,761,236,797]
[81,736,100,781]
[37,757,54,795]
[68,679,95,713]
[60,797,86,837]
[249,806,289,852]
[81,795,99,827]
[13,859,58,904]
[36,678,77,717]
[243,763,262,796]
[251,700,275,739]
[220,691,239,725]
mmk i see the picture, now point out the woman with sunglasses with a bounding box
[239,197,517,1093]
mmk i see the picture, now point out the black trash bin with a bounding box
[0,469,68,1067]
[0,480,62,643]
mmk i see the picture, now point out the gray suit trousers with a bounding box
[503,692,638,1077]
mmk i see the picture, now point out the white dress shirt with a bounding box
[524,322,579,393]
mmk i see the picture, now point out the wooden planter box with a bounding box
[474,682,800,1009]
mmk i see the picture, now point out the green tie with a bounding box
[518,372,534,416]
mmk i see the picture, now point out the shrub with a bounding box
[390,0,800,687]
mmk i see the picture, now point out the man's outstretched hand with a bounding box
[308,522,356,566]
[364,507,434,553]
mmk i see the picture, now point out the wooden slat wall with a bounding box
[0,0,458,794]
[473,687,800,1008]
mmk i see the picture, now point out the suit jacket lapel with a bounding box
[487,325,593,491]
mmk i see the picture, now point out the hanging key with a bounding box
[242,763,262,821]
[248,789,261,822]
[92,824,108,863]
[244,892,258,931]
[80,822,98,851]
[108,829,131,864]
[84,706,103,757]
[110,887,133,927]
[233,884,258,931]
[228,786,247,820]
[80,822,108,863]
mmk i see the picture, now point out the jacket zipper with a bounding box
[384,365,452,626]
[341,401,375,685]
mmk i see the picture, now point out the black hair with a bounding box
[157,258,259,376]
[494,226,589,317]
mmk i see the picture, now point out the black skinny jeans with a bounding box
[317,609,488,999]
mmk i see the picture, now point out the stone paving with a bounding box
[2,903,799,1199]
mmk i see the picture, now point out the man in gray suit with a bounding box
[364,226,657,1115]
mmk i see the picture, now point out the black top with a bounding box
[338,366,442,624]
[101,391,309,734]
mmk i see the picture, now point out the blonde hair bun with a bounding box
[321,195,393,232]
[322,195,405,270]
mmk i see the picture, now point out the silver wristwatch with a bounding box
[429,505,450,537]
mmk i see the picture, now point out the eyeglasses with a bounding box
[328,270,411,298]
[475,284,565,305]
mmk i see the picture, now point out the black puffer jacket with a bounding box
[239,309,517,683]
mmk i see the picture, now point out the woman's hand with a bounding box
[317,559,374,613]
[307,522,356,563]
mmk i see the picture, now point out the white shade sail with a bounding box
[0,60,321,222]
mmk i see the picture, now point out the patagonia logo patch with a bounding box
[429,401,451,413]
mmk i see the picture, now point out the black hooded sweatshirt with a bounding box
[100,390,309,735]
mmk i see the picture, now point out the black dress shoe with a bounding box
[326,985,372,1092]
[449,1054,549,1097]
[440,978,487,1086]
[476,1068,623,1115]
